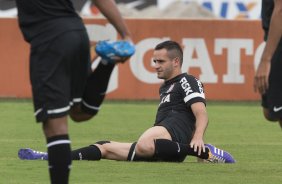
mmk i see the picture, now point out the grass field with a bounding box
[0,100,281,184]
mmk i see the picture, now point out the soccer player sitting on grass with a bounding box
[18,41,235,163]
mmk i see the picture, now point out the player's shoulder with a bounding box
[178,73,201,83]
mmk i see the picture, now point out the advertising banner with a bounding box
[0,18,263,100]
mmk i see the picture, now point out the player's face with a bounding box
[153,49,175,80]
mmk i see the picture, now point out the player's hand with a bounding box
[189,136,205,156]
[254,58,270,94]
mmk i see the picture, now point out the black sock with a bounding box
[154,139,209,161]
[47,135,71,184]
[127,142,157,162]
[82,62,115,115]
[71,145,102,160]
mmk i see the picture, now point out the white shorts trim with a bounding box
[82,101,100,111]
[34,108,43,116]
[47,140,71,148]
[47,105,70,115]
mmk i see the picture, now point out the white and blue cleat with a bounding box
[95,40,135,63]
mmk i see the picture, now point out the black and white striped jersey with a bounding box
[155,73,206,124]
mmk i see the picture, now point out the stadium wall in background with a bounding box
[0,18,263,100]
[0,0,261,19]
[180,0,261,19]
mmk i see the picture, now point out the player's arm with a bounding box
[254,0,282,94]
[262,0,282,62]
[190,102,208,156]
[92,0,132,40]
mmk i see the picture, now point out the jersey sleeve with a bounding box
[179,75,206,106]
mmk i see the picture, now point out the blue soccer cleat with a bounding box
[18,148,48,160]
[205,144,235,163]
[95,40,135,63]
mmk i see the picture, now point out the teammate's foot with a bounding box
[205,144,235,163]
[95,40,135,64]
[18,148,48,160]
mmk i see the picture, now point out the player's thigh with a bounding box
[70,30,91,103]
[268,40,282,119]
[138,126,172,141]
[42,116,68,137]
[135,126,171,156]
[30,30,90,123]
[137,126,172,146]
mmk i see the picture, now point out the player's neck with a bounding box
[164,71,182,82]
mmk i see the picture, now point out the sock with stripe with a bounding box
[82,61,115,115]
[127,142,157,162]
[71,145,102,160]
[47,134,71,184]
[154,139,209,161]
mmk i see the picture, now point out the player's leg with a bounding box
[263,40,282,128]
[69,60,115,122]
[67,141,132,161]
[69,41,132,122]
[97,141,133,160]
[70,141,140,161]
[42,117,71,184]
[261,94,278,121]
[134,126,209,162]
[18,140,132,161]
[134,119,235,163]
[135,126,171,157]
[29,30,85,183]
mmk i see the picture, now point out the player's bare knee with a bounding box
[69,105,96,122]
[135,140,155,156]
[262,108,277,122]
[265,116,278,122]
[278,119,282,129]
[69,112,94,122]
[263,111,278,122]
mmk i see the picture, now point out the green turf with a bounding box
[0,100,281,184]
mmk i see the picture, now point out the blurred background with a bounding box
[0,0,261,19]
[0,0,264,101]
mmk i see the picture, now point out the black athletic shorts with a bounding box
[262,39,282,119]
[154,111,194,162]
[30,30,90,122]
[155,110,194,144]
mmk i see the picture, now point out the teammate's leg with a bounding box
[32,30,89,183]
[261,95,279,121]
[43,116,71,184]
[279,120,282,129]
[69,60,115,122]
[262,41,282,129]
[69,42,132,122]
[69,56,132,122]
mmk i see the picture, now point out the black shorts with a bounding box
[262,39,282,119]
[154,111,194,162]
[30,30,90,122]
[155,111,195,144]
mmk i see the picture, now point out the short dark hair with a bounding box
[154,40,183,66]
